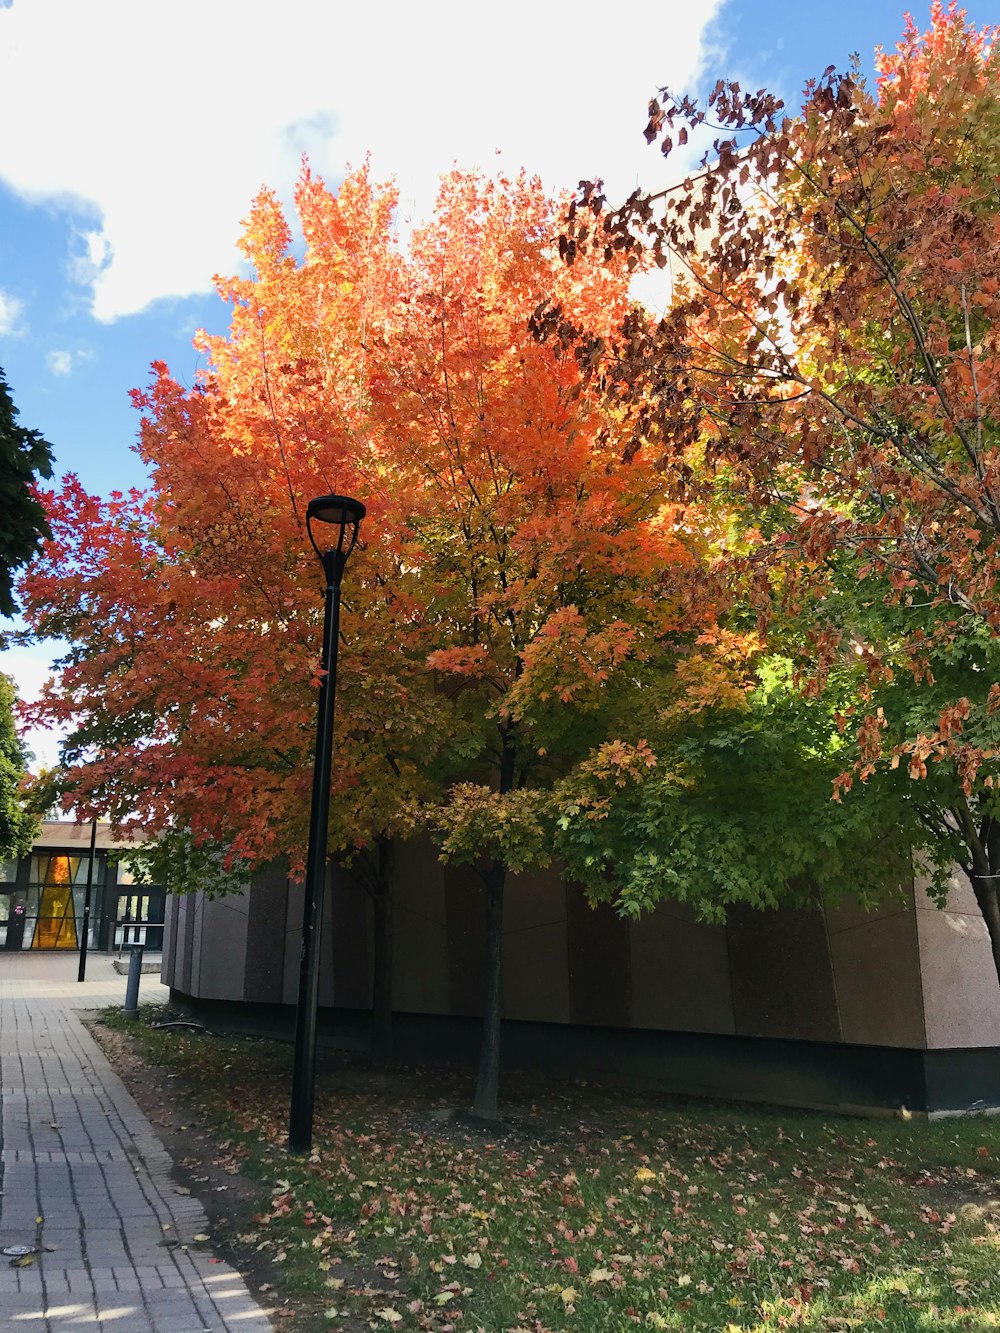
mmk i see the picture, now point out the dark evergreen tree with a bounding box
[0,367,53,617]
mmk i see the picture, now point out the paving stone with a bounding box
[1,954,274,1332]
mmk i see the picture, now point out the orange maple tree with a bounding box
[24,166,447,1061]
[23,166,719,1109]
[362,171,717,1115]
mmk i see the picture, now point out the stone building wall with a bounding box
[162,841,985,1049]
[162,844,1000,1112]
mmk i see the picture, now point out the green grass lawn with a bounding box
[102,1007,1000,1332]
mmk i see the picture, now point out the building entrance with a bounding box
[0,852,104,950]
[2,824,166,952]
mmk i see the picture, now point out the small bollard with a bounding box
[123,943,144,1017]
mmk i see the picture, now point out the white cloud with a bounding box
[45,346,93,377]
[0,0,723,321]
[0,286,23,335]
[1,644,64,772]
[68,228,113,290]
[46,350,73,376]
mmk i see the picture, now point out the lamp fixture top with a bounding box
[306,494,367,528]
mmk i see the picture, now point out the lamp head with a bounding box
[306,494,366,582]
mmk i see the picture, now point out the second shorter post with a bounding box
[124,943,145,1017]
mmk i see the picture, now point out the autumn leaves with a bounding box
[19,5,1000,1103]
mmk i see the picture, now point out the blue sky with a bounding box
[0,0,991,761]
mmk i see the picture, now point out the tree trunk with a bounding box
[954,803,1000,990]
[471,723,517,1121]
[472,857,506,1119]
[354,836,395,1066]
[371,847,394,1066]
[972,817,1000,989]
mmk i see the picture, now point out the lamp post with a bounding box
[77,817,98,982]
[288,493,366,1155]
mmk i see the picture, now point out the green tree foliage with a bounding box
[553,643,915,920]
[825,594,1000,978]
[0,673,38,860]
[0,367,52,618]
[115,827,253,899]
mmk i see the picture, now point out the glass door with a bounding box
[115,892,151,948]
[26,853,105,949]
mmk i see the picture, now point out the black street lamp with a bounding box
[77,817,98,982]
[288,493,366,1155]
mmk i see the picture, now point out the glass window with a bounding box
[72,854,105,885]
[0,860,16,883]
[30,851,105,886]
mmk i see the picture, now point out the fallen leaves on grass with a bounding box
[107,1017,1000,1332]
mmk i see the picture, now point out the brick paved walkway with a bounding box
[0,953,274,1332]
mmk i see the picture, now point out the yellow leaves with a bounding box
[554,738,659,832]
[460,1251,482,1269]
[434,784,552,874]
[663,629,763,720]
[509,608,643,723]
[587,1266,615,1284]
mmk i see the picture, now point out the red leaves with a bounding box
[551,7,1000,841]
